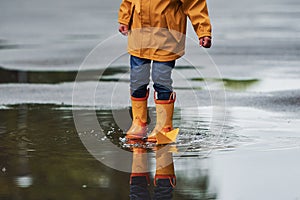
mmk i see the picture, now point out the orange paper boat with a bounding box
[156,128,179,145]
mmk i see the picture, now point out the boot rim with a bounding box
[154,92,176,104]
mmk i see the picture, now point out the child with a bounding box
[118,0,212,142]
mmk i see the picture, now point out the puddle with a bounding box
[0,104,224,199]
[1,102,299,199]
[191,77,260,91]
[0,66,128,84]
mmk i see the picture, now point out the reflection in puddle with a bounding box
[15,176,33,188]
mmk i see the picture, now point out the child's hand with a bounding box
[199,36,212,48]
[119,24,129,36]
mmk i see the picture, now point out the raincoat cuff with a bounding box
[118,19,130,26]
[198,32,212,39]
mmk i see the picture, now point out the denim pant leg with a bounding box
[152,60,175,100]
[130,55,151,98]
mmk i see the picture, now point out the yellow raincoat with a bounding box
[118,0,212,61]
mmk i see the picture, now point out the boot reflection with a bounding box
[154,145,176,200]
[129,142,151,200]
[129,143,176,200]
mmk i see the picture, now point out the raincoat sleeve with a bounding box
[118,0,133,25]
[181,0,212,38]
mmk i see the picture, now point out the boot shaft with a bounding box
[131,95,148,124]
[126,92,149,139]
[154,92,176,131]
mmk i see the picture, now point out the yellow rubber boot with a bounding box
[126,93,148,140]
[131,147,149,174]
[154,146,176,188]
[147,92,178,144]
[130,147,150,182]
[130,147,150,196]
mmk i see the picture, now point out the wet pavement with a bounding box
[1,0,300,199]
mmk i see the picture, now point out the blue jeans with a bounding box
[130,55,175,100]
